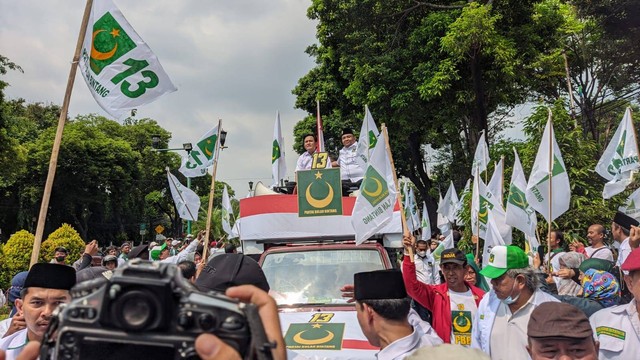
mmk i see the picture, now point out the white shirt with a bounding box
[414,252,440,285]
[296,151,314,172]
[489,296,536,360]
[617,238,631,269]
[376,327,442,360]
[0,317,12,338]
[338,143,364,182]
[0,328,28,360]
[160,238,198,264]
[590,299,640,360]
[585,245,614,261]
[449,289,478,347]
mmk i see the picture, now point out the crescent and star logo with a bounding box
[305,171,334,208]
[272,140,281,163]
[89,12,136,75]
[197,135,217,161]
[452,311,472,334]
[361,166,388,206]
[292,324,335,345]
[284,317,345,350]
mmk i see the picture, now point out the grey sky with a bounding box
[0,0,317,197]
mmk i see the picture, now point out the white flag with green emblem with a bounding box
[356,106,380,172]
[179,125,219,178]
[525,113,571,222]
[619,187,640,221]
[471,130,490,176]
[351,132,396,245]
[403,182,420,232]
[438,181,459,224]
[471,175,512,244]
[421,202,431,241]
[487,158,504,206]
[506,149,537,239]
[79,0,176,119]
[272,111,287,186]
[595,108,640,199]
[222,185,234,237]
[167,170,200,221]
[437,194,451,236]
[482,212,506,269]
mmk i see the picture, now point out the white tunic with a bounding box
[414,253,440,285]
[590,299,640,360]
[0,328,28,360]
[616,238,631,269]
[585,246,614,261]
[376,327,442,360]
[338,143,364,182]
[296,152,314,172]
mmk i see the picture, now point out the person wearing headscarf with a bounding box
[551,268,620,317]
[465,254,490,292]
[555,252,586,296]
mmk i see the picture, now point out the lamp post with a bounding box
[151,135,194,236]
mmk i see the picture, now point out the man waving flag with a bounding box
[79,0,176,119]
[595,107,640,199]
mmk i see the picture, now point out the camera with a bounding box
[40,259,273,360]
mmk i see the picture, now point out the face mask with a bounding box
[501,277,522,305]
[417,251,427,257]
[56,256,66,262]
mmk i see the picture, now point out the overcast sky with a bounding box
[0,0,317,197]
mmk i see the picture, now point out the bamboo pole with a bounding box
[30,0,94,267]
[199,120,223,272]
[547,108,553,273]
[562,51,577,123]
[475,168,481,260]
[381,124,411,259]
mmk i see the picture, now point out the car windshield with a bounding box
[262,248,385,306]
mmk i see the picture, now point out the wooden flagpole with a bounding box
[381,124,411,259]
[30,0,94,267]
[199,119,223,272]
[547,108,553,273]
[475,168,481,260]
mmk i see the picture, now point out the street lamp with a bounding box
[220,129,228,148]
[151,136,195,236]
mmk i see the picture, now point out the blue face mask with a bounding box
[501,277,522,305]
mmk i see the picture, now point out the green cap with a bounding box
[480,245,529,279]
[579,258,613,274]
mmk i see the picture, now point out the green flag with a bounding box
[297,168,343,217]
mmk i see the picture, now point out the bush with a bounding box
[39,224,85,264]
[1,230,35,288]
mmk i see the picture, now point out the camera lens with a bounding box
[112,289,160,331]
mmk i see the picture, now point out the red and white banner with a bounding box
[239,195,402,241]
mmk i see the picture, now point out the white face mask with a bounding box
[417,250,427,257]
[501,277,522,305]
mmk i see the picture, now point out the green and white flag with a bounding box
[437,194,451,236]
[79,0,176,119]
[506,149,538,241]
[619,187,640,221]
[222,185,234,237]
[487,158,504,207]
[525,111,570,222]
[482,212,506,269]
[272,111,287,186]
[420,202,431,241]
[471,175,512,244]
[356,105,380,172]
[352,132,396,245]
[471,130,490,176]
[438,181,459,224]
[455,179,471,224]
[595,108,640,199]
[167,169,200,221]
[403,182,420,232]
[179,125,219,178]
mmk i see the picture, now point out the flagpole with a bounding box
[166,168,196,221]
[30,0,94,267]
[500,155,505,206]
[382,124,412,260]
[628,107,639,184]
[547,108,553,272]
[200,119,223,274]
[475,168,481,260]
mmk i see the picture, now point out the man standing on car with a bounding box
[355,269,442,359]
[402,234,485,346]
[0,263,76,360]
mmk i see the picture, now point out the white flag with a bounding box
[487,158,504,206]
[619,187,640,220]
[222,185,234,237]
[272,111,287,186]
[433,232,455,260]
[595,108,640,199]
[79,0,176,119]
[471,176,512,244]
[471,130,490,176]
[356,106,381,171]
[167,170,200,221]
[409,187,421,231]
[437,194,451,236]
[482,212,506,269]
[403,183,420,232]
[351,132,396,245]
[455,178,471,224]
[421,202,432,241]
[438,182,459,223]
[506,149,538,239]
[179,125,219,178]
[526,111,571,222]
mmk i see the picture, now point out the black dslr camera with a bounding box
[40,259,274,360]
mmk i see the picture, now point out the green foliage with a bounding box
[1,230,34,285]
[39,224,85,264]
